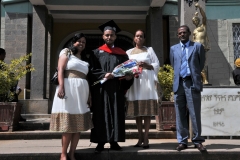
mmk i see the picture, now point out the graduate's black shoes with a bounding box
[94,148,103,154]
[95,142,122,153]
[142,145,149,149]
[94,147,104,154]
[94,143,105,154]
[110,142,122,151]
[133,144,142,147]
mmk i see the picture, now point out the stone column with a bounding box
[46,15,53,113]
[146,7,164,66]
[31,6,47,99]
[4,13,29,91]
[27,6,49,114]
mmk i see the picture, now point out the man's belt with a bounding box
[180,76,192,81]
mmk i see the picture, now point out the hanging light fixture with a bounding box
[184,0,207,7]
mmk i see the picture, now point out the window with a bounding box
[233,24,240,62]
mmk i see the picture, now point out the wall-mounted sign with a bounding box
[201,88,240,136]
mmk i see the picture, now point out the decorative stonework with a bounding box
[233,23,240,62]
[201,88,240,136]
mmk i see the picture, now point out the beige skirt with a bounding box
[50,112,93,133]
[127,99,158,117]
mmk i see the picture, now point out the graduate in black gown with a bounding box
[88,20,134,153]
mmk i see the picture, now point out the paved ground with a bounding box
[1,116,240,159]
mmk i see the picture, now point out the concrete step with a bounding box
[0,139,240,160]
[22,114,156,120]
[18,119,50,130]
[18,118,158,131]
[21,114,51,119]
[0,115,177,140]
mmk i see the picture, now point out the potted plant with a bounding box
[156,64,176,131]
[0,53,34,132]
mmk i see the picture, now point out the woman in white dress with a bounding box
[50,33,93,160]
[125,30,160,149]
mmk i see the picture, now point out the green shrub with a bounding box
[0,53,34,102]
[158,64,174,101]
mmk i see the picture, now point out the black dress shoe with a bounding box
[195,143,206,151]
[94,147,104,154]
[142,145,149,149]
[110,142,122,151]
[133,144,142,147]
[176,144,188,151]
[94,143,105,154]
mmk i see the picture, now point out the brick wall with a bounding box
[1,17,5,48]
[4,12,30,95]
[169,16,179,47]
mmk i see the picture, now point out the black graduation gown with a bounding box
[88,48,133,143]
[232,67,240,85]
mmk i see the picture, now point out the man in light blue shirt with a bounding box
[170,25,206,152]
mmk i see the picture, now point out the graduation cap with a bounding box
[98,20,121,33]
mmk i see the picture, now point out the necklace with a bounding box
[130,47,147,55]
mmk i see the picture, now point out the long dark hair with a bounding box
[68,33,86,55]
[132,29,146,47]
[0,48,6,56]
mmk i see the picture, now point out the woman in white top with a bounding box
[125,30,160,149]
[50,33,93,160]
